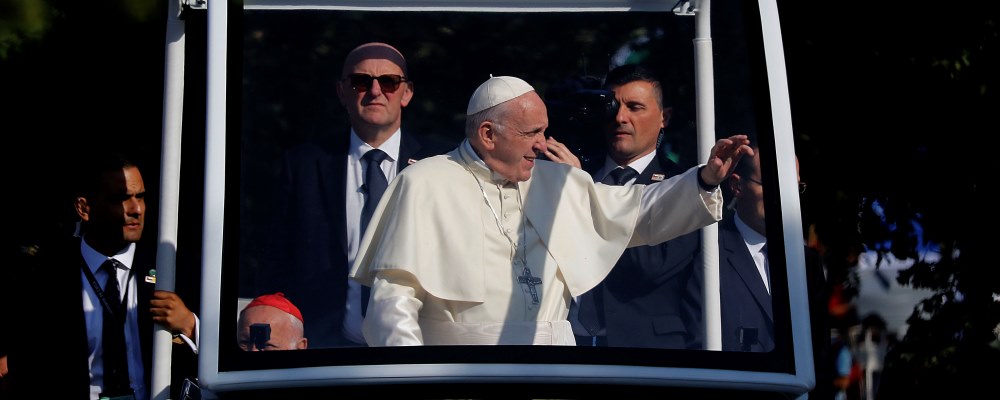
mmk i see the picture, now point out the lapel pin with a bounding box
[651,173,665,182]
[407,158,418,165]
[145,269,157,284]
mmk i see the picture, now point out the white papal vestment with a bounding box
[349,140,722,346]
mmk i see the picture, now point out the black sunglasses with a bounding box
[344,73,408,94]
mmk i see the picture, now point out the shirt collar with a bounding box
[598,150,656,183]
[349,128,402,162]
[80,236,136,274]
[734,213,767,252]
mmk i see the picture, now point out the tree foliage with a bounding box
[0,0,53,59]
[780,1,1000,395]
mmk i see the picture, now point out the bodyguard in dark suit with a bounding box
[719,148,835,399]
[254,42,454,347]
[7,153,197,400]
[718,143,775,352]
[718,215,774,352]
[582,153,704,348]
[572,64,703,349]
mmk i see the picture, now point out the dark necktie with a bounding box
[360,149,390,235]
[577,166,639,338]
[602,166,638,185]
[360,149,389,316]
[101,259,131,395]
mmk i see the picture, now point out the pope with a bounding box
[350,75,753,346]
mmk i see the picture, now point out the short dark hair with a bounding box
[603,63,668,107]
[73,151,139,200]
[732,142,760,179]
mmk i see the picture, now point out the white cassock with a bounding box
[349,140,723,346]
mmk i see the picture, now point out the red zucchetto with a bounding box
[244,292,303,323]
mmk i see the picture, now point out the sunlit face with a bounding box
[606,80,669,166]
[481,94,549,182]
[732,151,766,235]
[336,44,413,135]
[237,305,307,351]
[78,166,146,249]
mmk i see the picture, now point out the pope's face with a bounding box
[486,94,549,182]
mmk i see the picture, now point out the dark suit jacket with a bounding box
[7,236,196,399]
[718,216,774,352]
[256,131,454,348]
[586,153,704,349]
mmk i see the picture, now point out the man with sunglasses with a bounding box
[255,42,454,347]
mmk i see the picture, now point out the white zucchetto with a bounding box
[466,75,535,115]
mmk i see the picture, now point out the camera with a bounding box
[544,77,620,168]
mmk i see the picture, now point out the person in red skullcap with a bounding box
[237,293,308,351]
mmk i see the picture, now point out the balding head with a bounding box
[342,42,408,78]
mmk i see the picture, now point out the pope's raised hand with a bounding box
[700,134,753,187]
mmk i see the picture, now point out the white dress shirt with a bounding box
[80,240,147,400]
[733,213,770,294]
[343,128,402,345]
[80,238,199,400]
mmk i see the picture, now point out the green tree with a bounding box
[781,1,1000,396]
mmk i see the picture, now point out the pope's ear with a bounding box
[74,197,90,222]
[477,121,497,150]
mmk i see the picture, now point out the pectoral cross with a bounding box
[517,266,542,304]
